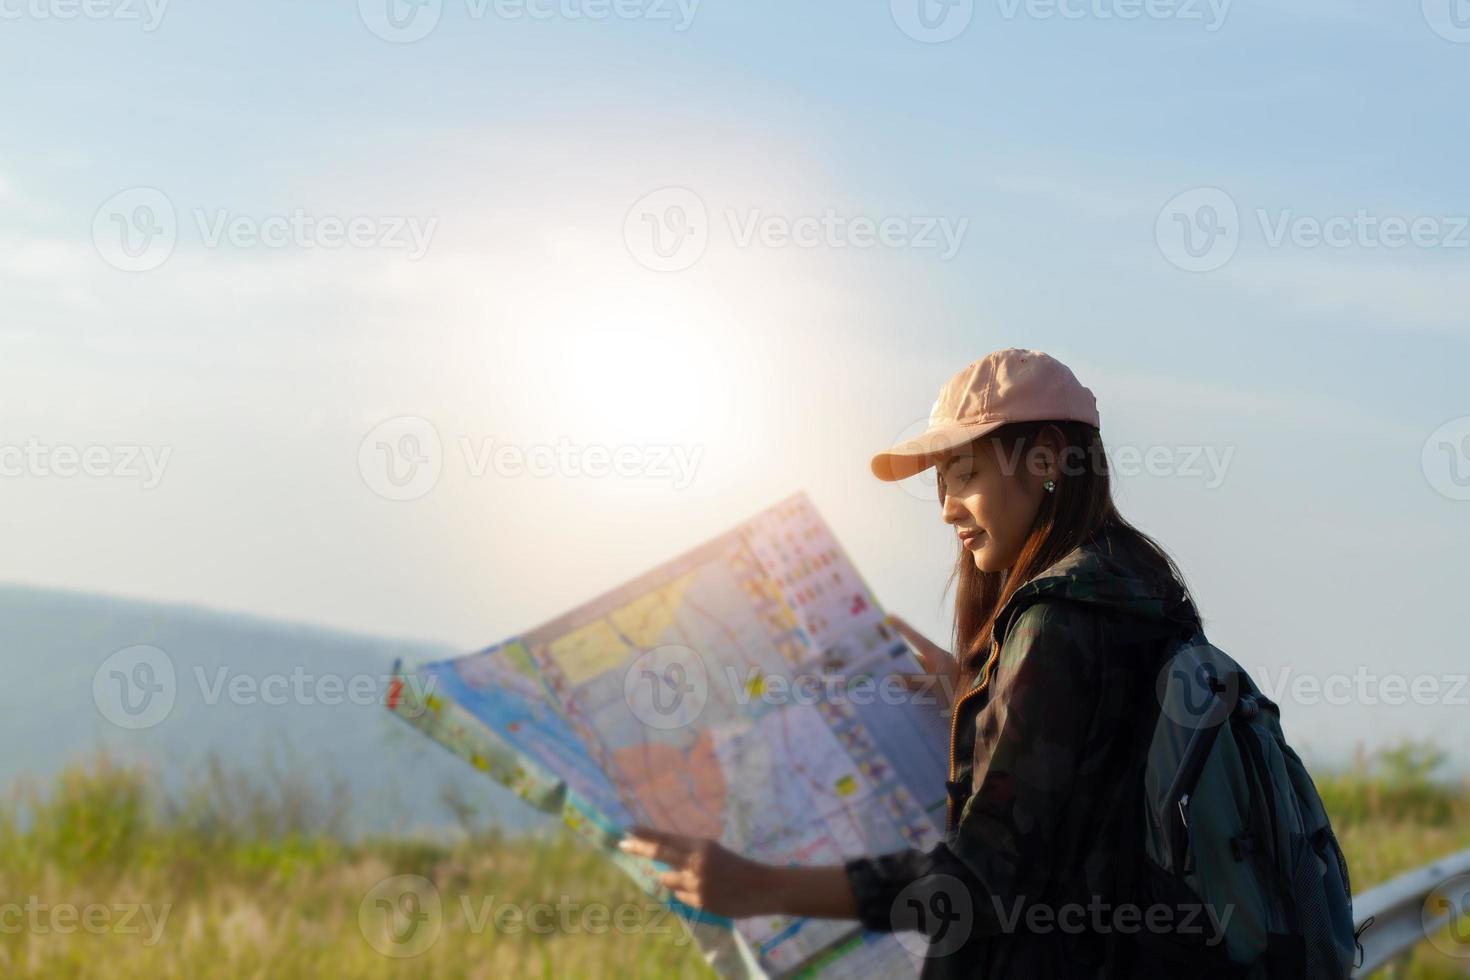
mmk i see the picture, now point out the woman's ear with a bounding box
[1032,423,1068,484]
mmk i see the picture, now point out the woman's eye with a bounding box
[944,459,977,485]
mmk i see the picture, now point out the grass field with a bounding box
[1,744,1466,979]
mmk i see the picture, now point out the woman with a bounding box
[620,348,1209,977]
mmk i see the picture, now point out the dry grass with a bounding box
[0,754,708,979]
[1,744,1466,978]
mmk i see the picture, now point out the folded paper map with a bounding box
[387,492,950,978]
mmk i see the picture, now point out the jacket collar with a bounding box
[991,522,1200,653]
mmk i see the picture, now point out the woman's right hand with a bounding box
[886,613,959,714]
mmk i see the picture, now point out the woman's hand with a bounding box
[618,827,860,921]
[618,826,778,919]
[887,613,960,714]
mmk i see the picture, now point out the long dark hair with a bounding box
[941,420,1200,689]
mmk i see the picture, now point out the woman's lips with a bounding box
[958,529,985,548]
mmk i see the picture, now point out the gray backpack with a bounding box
[1127,629,1359,978]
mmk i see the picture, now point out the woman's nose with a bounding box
[941,493,967,524]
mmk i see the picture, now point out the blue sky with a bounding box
[3,0,1468,767]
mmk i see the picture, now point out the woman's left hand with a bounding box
[618,826,778,919]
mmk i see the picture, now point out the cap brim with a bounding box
[870,419,1006,482]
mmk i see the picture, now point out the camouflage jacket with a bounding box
[844,523,1201,979]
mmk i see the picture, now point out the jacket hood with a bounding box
[992,521,1200,650]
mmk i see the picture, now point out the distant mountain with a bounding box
[0,584,549,838]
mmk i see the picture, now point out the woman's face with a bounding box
[936,434,1055,573]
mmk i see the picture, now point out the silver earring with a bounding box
[1043,479,1056,493]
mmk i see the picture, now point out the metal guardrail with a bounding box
[1352,848,1470,976]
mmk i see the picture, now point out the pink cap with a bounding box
[871,348,1100,482]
